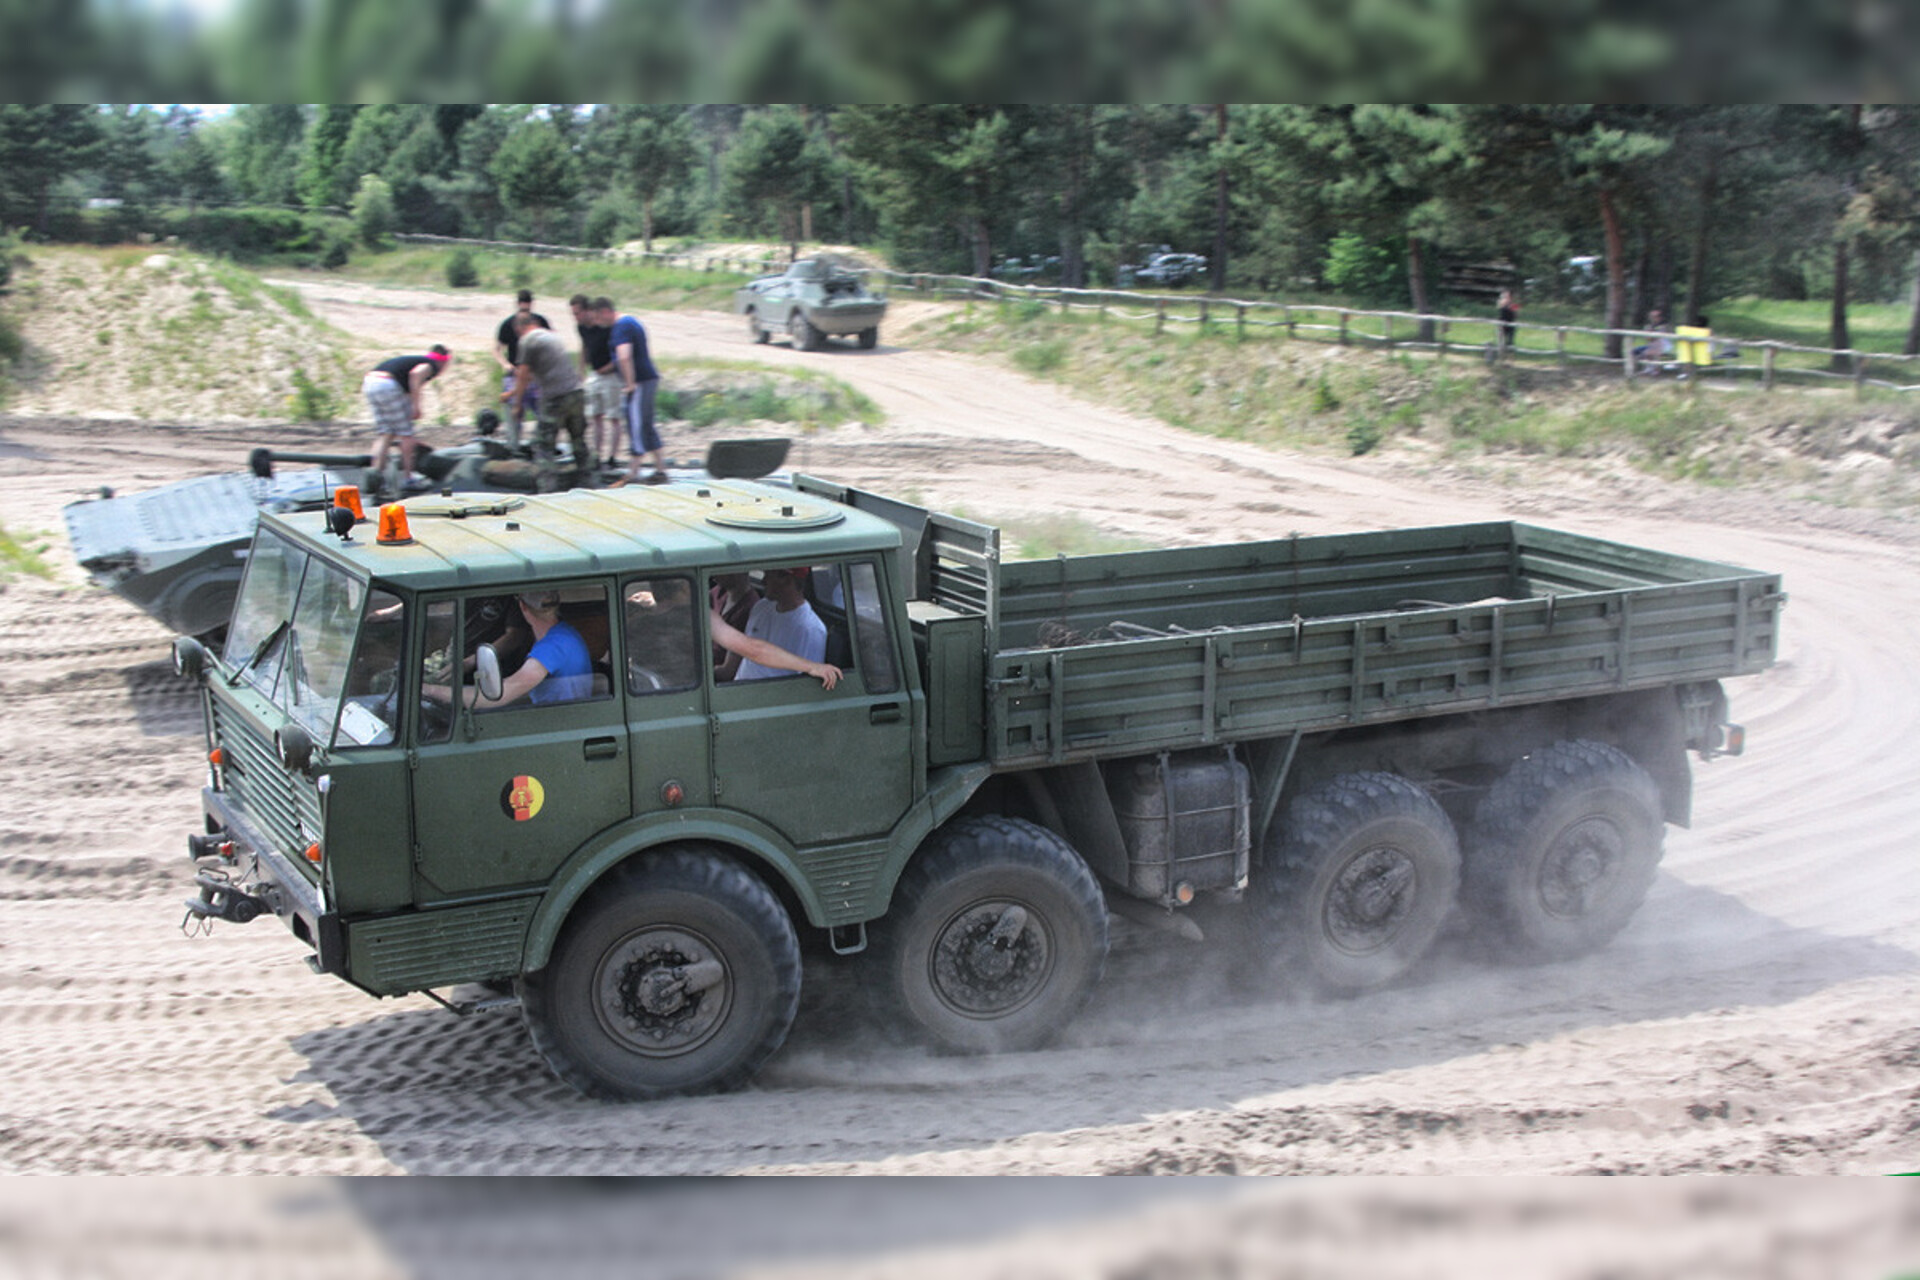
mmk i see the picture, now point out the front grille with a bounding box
[211,700,321,859]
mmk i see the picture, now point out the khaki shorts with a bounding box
[585,369,622,419]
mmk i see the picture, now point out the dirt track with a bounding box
[3,280,1919,1182]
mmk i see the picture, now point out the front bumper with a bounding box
[192,787,346,977]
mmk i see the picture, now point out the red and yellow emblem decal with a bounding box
[501,774,546,822]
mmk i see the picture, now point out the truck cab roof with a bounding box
[263,477,904,591]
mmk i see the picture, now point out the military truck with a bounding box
[175,475,1783,1099]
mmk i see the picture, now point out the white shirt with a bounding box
[736,597,826,680]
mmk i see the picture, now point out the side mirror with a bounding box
[274,722,314,773]
[171,635,207,682]
[476,644,503,704]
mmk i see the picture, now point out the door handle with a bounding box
[869,702,903,725]
[584,736,621,760]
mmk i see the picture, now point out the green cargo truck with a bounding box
[176,475,1784,1099]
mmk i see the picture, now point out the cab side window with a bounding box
[846,562,900,694]
[623,577,700,694]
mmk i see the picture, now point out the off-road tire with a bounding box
[746,310,769,344]
[857,327,878,349]
[871,816,1108,1054]
[519,846,801,1100]
[1464,740,1664,964]
[789,312,823,352]
[1256,772,1461,995]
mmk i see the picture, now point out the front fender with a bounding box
[523,808,817,971]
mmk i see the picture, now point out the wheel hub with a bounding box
[1325,845,1417,954]
[929,901,1049,1016]
[1540,817,1621,917]
[596,927,730,1056]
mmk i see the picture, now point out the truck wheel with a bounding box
[873,816,1108,1054]
[857,327,878,349]
[1258,772,1460,995]
[519,846,801,1099]
[789,312,823,352]
[745,310,770,344]
[1464,740,1664,964]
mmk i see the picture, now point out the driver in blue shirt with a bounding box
[427,591,594,710]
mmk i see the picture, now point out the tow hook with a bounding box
[184,873,268,925]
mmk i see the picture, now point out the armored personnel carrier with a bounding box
[64,424,789,637]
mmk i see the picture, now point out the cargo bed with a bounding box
[917,520,1784,769]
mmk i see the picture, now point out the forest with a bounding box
[7,104,1920,357]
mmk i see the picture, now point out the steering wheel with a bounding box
[373,682,455,737]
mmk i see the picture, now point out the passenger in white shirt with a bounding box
[712,567,841,688]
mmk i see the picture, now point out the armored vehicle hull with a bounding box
[735,257,887,351]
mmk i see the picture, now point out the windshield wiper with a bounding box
[227,618,290,686]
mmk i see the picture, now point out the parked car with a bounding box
[735,257,888,351]
[1128,252,1209,288]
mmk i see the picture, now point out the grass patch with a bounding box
[904,294,1920,500]
[995,512,1156,560]
[0,525,54,580]
[330,246,752,314]
[658,357,882,431]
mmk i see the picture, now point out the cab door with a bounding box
[409,585,631,901]
[707,558,916,846]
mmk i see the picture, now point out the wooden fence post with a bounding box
[1762,345,1775,391]
[1381,313,1392,348]
[1236,302,1246,340]
[1198,298,1209,332]
[1625,345,1637,382]
[1156,299,1166,335]
[1557,327,1567,370]
[1439,320,1449,360]
[1855,352,1867,399]
[1339,311,1349,345]
[1285,306,1295,339]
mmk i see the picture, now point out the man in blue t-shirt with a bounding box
[424,591,594,711]
[595,297,666,485]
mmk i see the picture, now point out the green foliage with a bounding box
[1013,338,1069,375]
[320,237,350,269]
[445,248,479,288]
[1346,419,1383,455]
[1002,514,1153,560]
[352,173,396,248]
[510,259,534,289]
[0,230,15,289]
[287,367,338,422]
[1311,371,1341,412]
[661,368,879,431]
[1322,231,1403,302]
[157,207,327,259]
[0,312,21,364]
[0,525,54,580]
[490,119,580,242]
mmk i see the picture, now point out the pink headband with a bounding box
[424,350,449,364]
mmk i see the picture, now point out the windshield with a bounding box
[220,526,404,749]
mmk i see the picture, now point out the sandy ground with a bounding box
[5,279,1920,1233]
